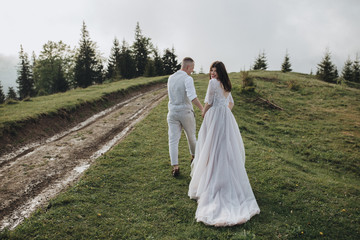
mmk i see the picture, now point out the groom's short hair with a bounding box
[182,57,194,68]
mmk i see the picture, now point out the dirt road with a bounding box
[0,85,167,230]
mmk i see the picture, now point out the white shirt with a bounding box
[167,70,197,111]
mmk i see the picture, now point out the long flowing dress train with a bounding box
[188,78,260,226]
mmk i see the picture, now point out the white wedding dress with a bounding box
[188,78,260,226]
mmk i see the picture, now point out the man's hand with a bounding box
[192,97,203,112]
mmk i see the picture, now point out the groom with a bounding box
[167,57,203,177]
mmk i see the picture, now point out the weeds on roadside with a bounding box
[286,80,301,91]
[241,71,256,92]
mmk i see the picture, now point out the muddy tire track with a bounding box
[0,85,167,230]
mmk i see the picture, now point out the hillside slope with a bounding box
[1,71,359,239]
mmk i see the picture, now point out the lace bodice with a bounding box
[204,78,234,107]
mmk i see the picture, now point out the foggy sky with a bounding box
[1,0,359,92]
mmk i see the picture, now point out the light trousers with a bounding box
[167,109,196,166]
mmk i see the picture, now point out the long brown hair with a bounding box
[209,61,232,92]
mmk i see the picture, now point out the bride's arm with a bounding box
[202,103,211,118]
[203,79,215,118]
[228,92,234,110]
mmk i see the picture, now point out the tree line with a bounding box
[2,29,360,104]
[0,22,180,103]
[252,48,360,84]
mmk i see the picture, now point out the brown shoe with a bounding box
[172,167,180,177]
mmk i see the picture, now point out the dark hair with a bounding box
[209,61,232,92]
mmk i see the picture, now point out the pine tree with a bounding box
[316,48,338,83]
[106,37,121,80]
[16,45,34,99]
[153,47,164,76]
[31,51,40,92]
[253,53,262,70]
[352,54,360,83]
[7,87,17,100]
[253,50,268,70]
[93,62,104,84]
[74,21,103,88]
[144,60,156,77]
[53,64,69,92]
[260,51,268,70]
[341,57,353,81]
[132,22,152,77]
[162,47,180,75]
[119,39,136,79]
[281,51,292,73]
[0,81,5,103]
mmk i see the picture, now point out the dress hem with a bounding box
[196,209,260,227]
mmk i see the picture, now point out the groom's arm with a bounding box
[192,97,203,112]
[185,76,203,112]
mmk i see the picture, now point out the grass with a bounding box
[0,76,167,135]
[1,71,359,239]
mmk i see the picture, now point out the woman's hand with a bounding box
[202,103,211,118]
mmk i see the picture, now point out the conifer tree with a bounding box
[16,45,34,99]
[106,37,121,80]
[316,48,338,83]
[144,59,156,77]
[93,62,104,84]
[7,87,17,100]
[153,47,164,76]
[341,57,353,81]
[253,50,268,70]
[352,54,360,83]
[253,53,262,70]
[0,81,5,103]
[132,22,152,76]
[74,21,103,87]
[53,64,68,92]
[31,51,40,92]
[119,39,136,79]
[162,47,180,75]
[281,50,292,73]
[260,51,268,70]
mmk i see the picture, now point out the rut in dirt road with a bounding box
[0,86,168,230]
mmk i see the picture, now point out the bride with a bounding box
[188,61,260,226]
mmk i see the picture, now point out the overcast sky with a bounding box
[1,0,359,92]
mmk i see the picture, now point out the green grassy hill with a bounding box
[1,71,359,239]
